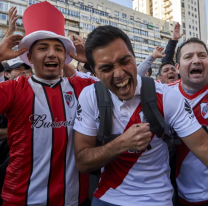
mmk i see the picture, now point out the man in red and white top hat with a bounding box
[0,2,94,206]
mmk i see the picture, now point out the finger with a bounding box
[16,48,28,56]
[13,15,20,23]
[10,9,17,21]
[9,7,15,18]
[68,52,79,61]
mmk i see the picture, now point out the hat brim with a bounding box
[18,31,76,66]
[4,62,31,70]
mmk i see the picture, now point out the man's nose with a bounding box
[113,65,125,78]
[47,48,57,58]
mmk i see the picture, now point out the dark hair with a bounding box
[148,67,152,76]
[176,37,208,64]
[158,61,175,75]
[85,25,135,70]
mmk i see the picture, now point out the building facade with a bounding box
[0,0,180,78]
[133,0,207,44]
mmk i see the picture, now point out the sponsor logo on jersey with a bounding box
[185,99,192,114]
[29,114,74,128]
[64,91,74,108]
[200,103,208,119]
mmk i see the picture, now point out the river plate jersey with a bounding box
[168,80,208,205]
[0,76,94,206]
[73,75,201,206]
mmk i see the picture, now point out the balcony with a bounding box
[163,1,172,8]
[164,8,173,15]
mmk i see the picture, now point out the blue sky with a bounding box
[109,0,208,37]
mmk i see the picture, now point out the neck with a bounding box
[181,80,206,94]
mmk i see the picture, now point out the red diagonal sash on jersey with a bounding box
[44,85,68,206]
[94,93,164,199]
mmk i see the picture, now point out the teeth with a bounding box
[45,62,58,65]
[115,79,129,87]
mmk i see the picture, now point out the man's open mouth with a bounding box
[115,79,130,94]
[190,68,202,75]
[168,76,175,80]
[44,62,58,68]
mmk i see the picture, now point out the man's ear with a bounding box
[175,63,180,74]
[4,71,10,79]
[27,53,33,65]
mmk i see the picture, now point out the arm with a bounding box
[162,22,183,64]
[3,7,20,38]
[182,128,208,167]
[75,123,151,173]
[137,47,165,76]
[0,128,7,140]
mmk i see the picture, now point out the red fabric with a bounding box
[23,1,65,36]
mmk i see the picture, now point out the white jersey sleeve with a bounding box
[72,70,99,82]
[157,82,202,138]
[73,84,98,136]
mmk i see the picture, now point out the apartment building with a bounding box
[0,0,180,78]
[133,0,207,43]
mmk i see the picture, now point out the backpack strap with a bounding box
[94,81,118,146]
[140,76,181,145]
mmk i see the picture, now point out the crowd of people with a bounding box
[0,1,208,206]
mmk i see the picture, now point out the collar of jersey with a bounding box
[31,75,62,89]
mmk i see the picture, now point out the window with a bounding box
[88,3,93,7]
[195,14,197,18]
[189,25,191,28]
[143,20,148,24]
[196,34,198,38]
[188,11,190,15]
[196,27,198,31]
[122,13,127,19]
[0,13,7,20]
[188,5,190,8]
[115,11,119,16]
[183,30,186,35]
[106,8,111,13]
[130,16,134,20]
[182,3,184,8]
[136,18,141,22]
[192,26,194,30]
[189,31,191,35]
[183,23,186,28]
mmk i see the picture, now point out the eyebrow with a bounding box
[98,55,132,70]
[36,43,64,48]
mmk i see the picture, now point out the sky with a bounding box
[109,0,208,37]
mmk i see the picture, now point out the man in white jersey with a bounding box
[0,2,95,206]
[167,37,208,206]
[73,26,208,206]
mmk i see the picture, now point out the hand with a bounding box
[0,34,28,62]
[4,7,20,38]
[172,22,184,41]
[152,46,166,59]
[119,123,152,152]
[68,40,88,63]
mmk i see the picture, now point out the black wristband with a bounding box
[0,62,4,72]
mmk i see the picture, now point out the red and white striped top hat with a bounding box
[18,1,75,66]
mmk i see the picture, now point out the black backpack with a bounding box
[94,76,181,147]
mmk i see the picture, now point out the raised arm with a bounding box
[3,7,20,38]
[137,46,165,76]
[162,22,184,64]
